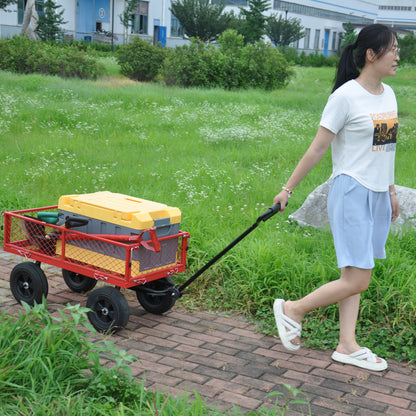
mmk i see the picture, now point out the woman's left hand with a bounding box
[390,194,400,222]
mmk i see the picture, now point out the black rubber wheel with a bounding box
[86,287,130,333]
[62,269,97,293]
[135,277,176,315]
[10,262,48,306]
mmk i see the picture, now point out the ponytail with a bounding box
[332,43,359,92]
[332,24,397,93]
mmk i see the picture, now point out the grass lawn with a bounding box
[1,63,415,363]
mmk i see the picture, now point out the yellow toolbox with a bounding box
[55,192,182,276]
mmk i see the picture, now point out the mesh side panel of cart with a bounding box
[9,214,60,256]
[57,232,180,277]
[6,212,183,279]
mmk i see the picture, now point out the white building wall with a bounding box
[1,0,415,49]
[223,0,377,55]
[376,1,416,30]
[0,7,21,38]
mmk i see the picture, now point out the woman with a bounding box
[272,24,400,371]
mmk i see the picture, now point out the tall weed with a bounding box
[0,302,311,415]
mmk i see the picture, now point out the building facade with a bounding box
[1,0,415,53]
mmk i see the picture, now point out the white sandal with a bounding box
[273,299,301,351]
[331,347,388,371]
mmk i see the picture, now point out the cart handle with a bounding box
[256,203,281,222]
[177,202,283,297]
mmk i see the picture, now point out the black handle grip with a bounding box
[257,203,282,222]
[65,217,89,229]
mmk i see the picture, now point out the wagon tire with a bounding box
[62,269,97,293]
[10,262,48,306]
[86,287,130,333]
[136,277,176,315]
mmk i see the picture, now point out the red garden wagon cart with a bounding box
[2,200,280,333]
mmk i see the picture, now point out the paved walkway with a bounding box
[1,249,415,415]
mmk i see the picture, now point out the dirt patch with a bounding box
[95,76,141,87]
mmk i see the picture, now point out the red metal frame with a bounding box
[2,206,190,289]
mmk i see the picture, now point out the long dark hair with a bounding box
[332,24,397,92]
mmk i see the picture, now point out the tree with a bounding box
[265,13,304,47]
[398,32,416,63]
[0,0,16,10]
[170,0,231,43]
[119,0,135,33]
[36,0,66,41]
[238,0,270,45]
[340,22,357,49]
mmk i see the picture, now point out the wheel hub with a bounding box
[100,307,109,316]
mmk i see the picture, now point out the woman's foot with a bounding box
[273,299,302,351]
[332,346,388,371]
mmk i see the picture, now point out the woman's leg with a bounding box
[337,293,362,353]
[284,266,372,346]
[336,266,372,353]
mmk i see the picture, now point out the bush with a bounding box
[0,35,105,79]
[278,46,299,64]
[217,28,245,55]
[0,35,41,73]
[240,41,292,90]
[162,38,224,88]
[300,50,338,67]
[116,36,165,82]
[398,32,416,64]
[163,33,292,90]
[276,47,339,67]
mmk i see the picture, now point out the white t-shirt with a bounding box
[320,79,398,192]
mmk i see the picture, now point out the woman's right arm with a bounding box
[273,126,335,212]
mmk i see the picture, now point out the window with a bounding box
[332,31,337,50]
[18,0,44,25]
[131,1,148,34]
[213,0,247,5]
[170,15,184,38]
[314,29,320,50]
[379,5,411,11]
[273,0,373,25]
[304,28,310,49]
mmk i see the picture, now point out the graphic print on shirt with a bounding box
[371,110,398,152]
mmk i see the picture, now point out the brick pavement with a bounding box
[1,249,415,415]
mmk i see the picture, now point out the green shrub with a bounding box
[163,34,292,90]
[162,38,224,88]
[56,47,105,79]
[240,41,292,90]
[278,46,299,64]
[0,35,104,79]
[276,47,339,67]
[217,28,245,55]
[294,50,339,67]
[32,44,105,79]
[398,32,416,64]
[116,36,165,82]
[217,30,245,89]
[0,35,42,73]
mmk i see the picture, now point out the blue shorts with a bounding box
[327,175,392,269]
